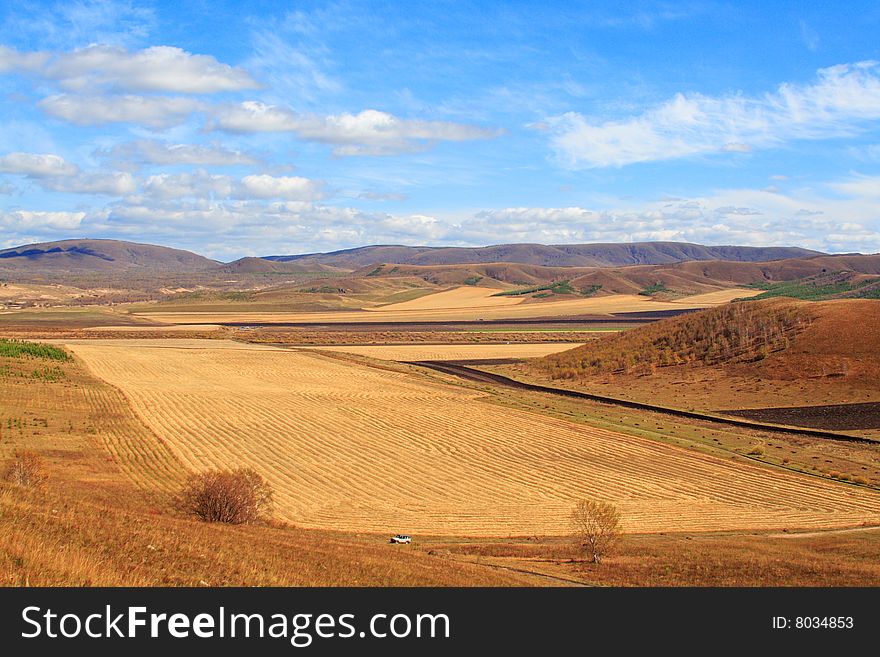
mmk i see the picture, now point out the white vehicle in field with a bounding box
[390,534,412,544]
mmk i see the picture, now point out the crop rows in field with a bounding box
[136,287,763,326]
[302,342,584,362]
[66,339,880,536]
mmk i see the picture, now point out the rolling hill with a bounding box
[265,242,825,269]
[0,239,217,274]
[527,297,880,387]
[354,254,880,298]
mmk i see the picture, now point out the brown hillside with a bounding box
[759,299,880,383]
[532,299,814,379]
[0,239,217,274]
[214,257,340,275]
[529,298,880,386]
[270,242,824,269]
[358,254,880,297]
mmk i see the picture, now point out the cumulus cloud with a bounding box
[0,151,139,195]
[138,171,322,201]
[0,44,258,93]
[0,209,85,230]
[8,168,876,257]
[39,94,204,128]
[43,171,137,196]
[0,46,51,73]
[240,174,323,200]
[97,139,259,167]
[141,171,236,201]
[210,102,500,155]
[547,61,880,167]
[0,152,78,177]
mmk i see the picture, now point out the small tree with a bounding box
[570,499,622,564]
[5,450,48,489]
[177,467,274,524]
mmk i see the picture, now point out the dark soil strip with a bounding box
[406,361,877,444]
[610,308,704,319]
[719,402,880,430]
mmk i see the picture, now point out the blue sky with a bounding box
[1,0,879,259]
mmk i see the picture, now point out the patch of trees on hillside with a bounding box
[532,300,811,379]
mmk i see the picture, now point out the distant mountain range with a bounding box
[265,242,826,269]
[0,239,217,274]
[0,238,843,278]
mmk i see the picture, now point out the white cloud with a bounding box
[547,61,880,167]
[97,140,259,167]
[40,94,203,128]
[240,174,323,200]
[358,191,408,201]
[1,210,85,230]
[44,171,137,196]
[139,171,323,201]
[0,152,78,177]
[210,102,500,155]
[0,44,258,94]
[0,46,50,73]
[141,171,235,201]
[828,174,880,199]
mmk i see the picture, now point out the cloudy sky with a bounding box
[1,0,879,259]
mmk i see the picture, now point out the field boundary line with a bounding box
[406,361,877,445]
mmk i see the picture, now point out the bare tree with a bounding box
[5,450,48,489]
[177,467,274,524]
[570,499,622,564]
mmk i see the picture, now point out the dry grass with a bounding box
[301,343,585,361]
[4,451,49,489]
[0,483,539,586]
[240,329,601,346]
[63,339,880,535]
[135,287,761,324]
[433,528,880,586]
[467,365,880,488]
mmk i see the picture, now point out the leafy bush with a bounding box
[492,279,575,297]
[639,282,669,296]
[177,468,274,524]
[0,339,70,361]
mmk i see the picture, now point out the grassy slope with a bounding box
[531,298,812,378]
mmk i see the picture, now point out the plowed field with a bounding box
[66,339,880,536]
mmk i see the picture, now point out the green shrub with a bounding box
[0,339,70,362]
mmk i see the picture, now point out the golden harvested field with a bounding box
[373,285,522,310]
[136,287,761,324]
[302,343,584,361]
[65,339,880,536]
